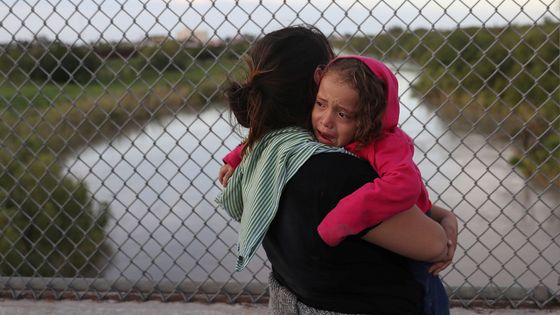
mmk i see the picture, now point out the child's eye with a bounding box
[338,111,350,119]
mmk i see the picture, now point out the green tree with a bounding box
[0,108,111,277]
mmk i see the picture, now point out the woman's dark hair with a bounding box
[225,25,334,151]
[322,58,387,147]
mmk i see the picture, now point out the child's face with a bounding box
[311,73,359,147]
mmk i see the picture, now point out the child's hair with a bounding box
[225,25,334,151]
[321,58,387,146]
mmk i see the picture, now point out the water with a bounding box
[64,68,559,291]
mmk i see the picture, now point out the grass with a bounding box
[0,57,243,111]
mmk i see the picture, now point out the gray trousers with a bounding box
[267,273,367,315]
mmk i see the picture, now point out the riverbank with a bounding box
[0,63,229,278]
[418,91,559,189]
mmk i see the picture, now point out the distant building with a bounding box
[139,35,168,47]
[176,27,208,47]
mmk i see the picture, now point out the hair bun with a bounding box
[226,82,251,127]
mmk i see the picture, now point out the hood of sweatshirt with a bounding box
[330,56,399,131]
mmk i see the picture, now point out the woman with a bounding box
[217,25,457,314]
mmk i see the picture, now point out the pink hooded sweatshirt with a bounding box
[316,56,431,246]
[223,56,431,246]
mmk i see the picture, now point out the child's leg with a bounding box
[409,261,450,315]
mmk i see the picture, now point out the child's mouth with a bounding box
[316,130,335,145]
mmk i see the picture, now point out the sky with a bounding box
[0,0,557,44]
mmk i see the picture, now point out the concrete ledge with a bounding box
[0,277,265,294]
[1,277,558,307]
[0,300,559,315]
[0,300,268,315]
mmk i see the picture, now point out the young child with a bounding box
[220,56,432,245]
[220,56,453,315]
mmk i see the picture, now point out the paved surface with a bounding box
[0,300,559,315]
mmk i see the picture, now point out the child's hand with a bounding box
[218,164,234,187]
[429,212,458,275]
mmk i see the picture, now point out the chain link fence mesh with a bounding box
[0,0,558,308]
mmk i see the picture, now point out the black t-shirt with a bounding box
[263,152,423,315]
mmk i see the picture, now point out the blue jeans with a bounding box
[409,261,450,315]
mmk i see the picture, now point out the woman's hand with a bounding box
[218,164,234,187]
[428,205,458,275]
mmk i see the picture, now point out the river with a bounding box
[64,67,559,291]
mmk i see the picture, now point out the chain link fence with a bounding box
[0,0,558,309]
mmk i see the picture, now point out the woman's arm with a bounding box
[428,205,458,274]
[430,205,458,246]
[361,205,448,262]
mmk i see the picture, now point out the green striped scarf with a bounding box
[216,127,348,271]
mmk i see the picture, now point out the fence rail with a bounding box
[0,0,558,309]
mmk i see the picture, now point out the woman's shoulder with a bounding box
[308,151,368,167]
[299,152,378,190]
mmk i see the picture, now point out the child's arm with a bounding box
[317,128,427,246]
[218,144,245,187]
[223,144,244,168]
